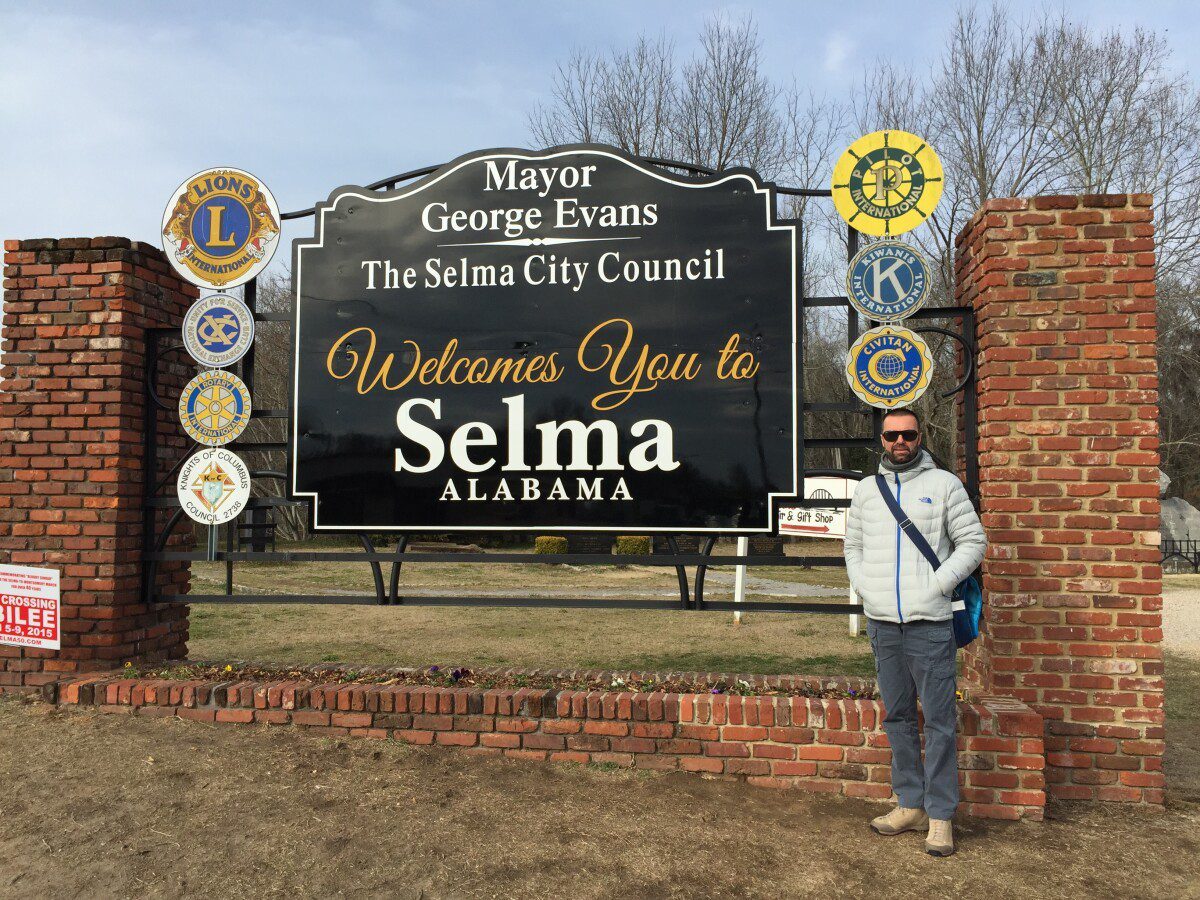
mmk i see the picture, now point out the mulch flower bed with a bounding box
[115,661,878,700]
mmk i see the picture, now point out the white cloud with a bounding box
[822,31,854,75]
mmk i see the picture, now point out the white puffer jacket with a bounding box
[844,450,986,623]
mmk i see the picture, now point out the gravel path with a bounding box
[1164,586,1200,657]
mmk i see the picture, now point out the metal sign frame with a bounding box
[140,151,978,614]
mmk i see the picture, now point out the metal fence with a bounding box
[142,155,978,613]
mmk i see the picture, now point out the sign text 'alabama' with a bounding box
[292,146,798,531]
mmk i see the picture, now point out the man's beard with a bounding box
[885,445,918,465]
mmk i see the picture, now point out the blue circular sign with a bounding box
[182,293,256,368]
[845,325,934,408]
[845,241,929,322]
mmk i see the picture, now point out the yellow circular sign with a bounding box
[178,370,252,446]
[844,325,934,409]
[831,131,943,236]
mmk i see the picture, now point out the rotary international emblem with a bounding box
[182,293,256,368]
[179,369,252,446]
[845,325,934,408]
[176,448,251,525]
[831,131,943,236]
[161,167,280,289]
[846,241,929,322]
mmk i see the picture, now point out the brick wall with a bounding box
[956,195,1164,805]
[0,238,196,690]
[51,671,1046,821]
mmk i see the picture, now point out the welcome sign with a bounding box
[291,146,799,531]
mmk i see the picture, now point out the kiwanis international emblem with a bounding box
[831,131,943,236]
[182,293,256,367]
[176,448,251,525]
[178,370,252,446]
[845,325,934,408]
[161,167,280,289]
[846,241,929,322]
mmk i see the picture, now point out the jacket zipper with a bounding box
[894,472,904,623]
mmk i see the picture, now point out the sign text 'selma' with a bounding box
[291,146,799,531]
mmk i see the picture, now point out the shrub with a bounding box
[615,535,651,555]
[534,535,568,555]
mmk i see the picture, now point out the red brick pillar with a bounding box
[956,195,1164,805]
[0,238,196,691]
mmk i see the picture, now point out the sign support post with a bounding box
[733,535,749,625]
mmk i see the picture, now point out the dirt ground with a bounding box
[2,561,1195,897]
[1,694,1197,900]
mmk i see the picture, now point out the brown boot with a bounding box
[870,806,929,835]
[925,819,955,857]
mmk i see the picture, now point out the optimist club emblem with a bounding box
[176,448,251,525]
[182,293,255,367]
[846,241,929,322]
[831,131,943,236]
[161,167,280,289]
[179,370,252,446]
[845,325,934,408]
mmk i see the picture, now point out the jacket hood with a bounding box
[876,448,937,483]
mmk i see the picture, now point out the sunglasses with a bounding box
[881,429,920,442]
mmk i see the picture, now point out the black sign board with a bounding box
[291,146,799,532]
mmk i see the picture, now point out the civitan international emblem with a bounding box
[178,369,252,446]
[176,447,251,525]
[182,293,256,367]
[161,167,280,289]
[845,325,934,408]
[831,131,943,237]
[845,241,929,322]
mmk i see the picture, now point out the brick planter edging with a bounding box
[45,670,1046,821]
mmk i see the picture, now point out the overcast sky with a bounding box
[2,1,1197,258]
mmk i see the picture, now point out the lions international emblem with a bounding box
[161,167,280,289]
[176,448,251,525]
[182,293,256,367]
[845,241,930,322]
[831,131,943,237]
[845,325,934,408]
[178,369,252,446]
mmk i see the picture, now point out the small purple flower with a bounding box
[429,665,440,673]
[711,687,723,695]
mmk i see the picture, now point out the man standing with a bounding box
[844,407,986,857]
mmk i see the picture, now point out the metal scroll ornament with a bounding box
[844,325,934,408]
[831,131,943,237]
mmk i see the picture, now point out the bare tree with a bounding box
[672,17,785,175]
[528,48,608,148]
[932,5,1062,211]
[598,34,678,159]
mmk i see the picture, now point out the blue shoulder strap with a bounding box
[874,474,942,573]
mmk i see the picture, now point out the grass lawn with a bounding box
[186,538,870,675]
[188,605,875,676]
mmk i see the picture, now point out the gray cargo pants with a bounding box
[866,617,959,820]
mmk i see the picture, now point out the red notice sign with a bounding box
[0,564,60,650]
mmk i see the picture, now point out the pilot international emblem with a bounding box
[845,325,934,408]
[176,447,251,525]
[831,131,943,236]
[178,370,252,446]
[846,241,929,322]
[182,293,256,367]
[161,167,280,289]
